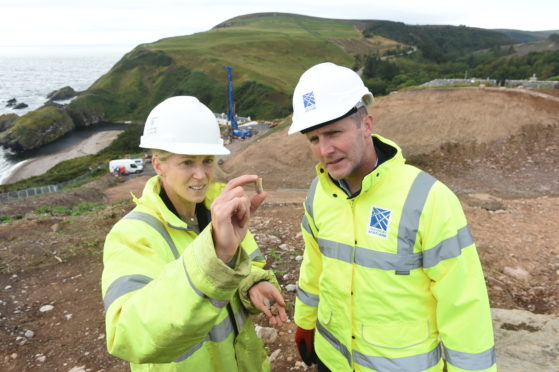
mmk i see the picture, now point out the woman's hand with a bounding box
[249,281,288,327]
[211,175,267,262]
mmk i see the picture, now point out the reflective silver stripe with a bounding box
[443,344,496,370]
[318,238,353,263]
[319,228,471,271]
[397,172,436,257]
[354,344,441,372]
[181,259,228,308]
[232,305,248,332]
[423,225,473,268]
[174,310,236,362]
[124,211,179,259]
[316,319,352,367]
[126,211,227,308]
[301,215,314,237]
[355,246,422,270]
[249,248,264,261]
[304,177,319,220]
[103,275,152,311]
[297,285,319,307]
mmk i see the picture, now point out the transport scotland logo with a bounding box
[368,206,391,238]
[302,92,316,111]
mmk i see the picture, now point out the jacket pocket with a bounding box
[361,320,430,349]
[317,303,333,326]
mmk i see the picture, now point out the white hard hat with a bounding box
[288,62,374,135]
[140,96,230,155]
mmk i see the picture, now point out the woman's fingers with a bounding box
[223,175,259,193]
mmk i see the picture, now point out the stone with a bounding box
[269,348,281,361]
[255,325,278,343]
[24,330,34,338]
[503,266,530,282]
[285,284,297,292]
[279,243,292,251]
[39,304,54,312]
[68,366,86,372]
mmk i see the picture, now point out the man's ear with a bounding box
[363,114,374,136]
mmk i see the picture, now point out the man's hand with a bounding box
[295,326,317,366]
[248,281,288,327]
[211,175,267,262]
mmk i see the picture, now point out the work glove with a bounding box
[294,326,317,366]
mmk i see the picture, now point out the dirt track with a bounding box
[0,87,558,371]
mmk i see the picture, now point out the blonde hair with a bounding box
[150,149,173,163]
[150,148,227,181]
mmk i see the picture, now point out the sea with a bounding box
[0,45,130,185]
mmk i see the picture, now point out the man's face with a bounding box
[305,113,375,189]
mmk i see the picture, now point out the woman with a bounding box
[101,96,287,371]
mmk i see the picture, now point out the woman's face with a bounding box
[154,154,215,206]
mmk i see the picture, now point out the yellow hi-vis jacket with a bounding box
[294,135,496,372]
[102,176,278,371]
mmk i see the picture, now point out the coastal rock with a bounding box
[0,114,18,132]
[13,103,28,109]
[6,98,17,107]
[66,99,108,128]
[0,105,75,153]
[47,86,78,101]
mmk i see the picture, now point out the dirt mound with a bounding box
[221,127,316,190]
[222,88,559,196]
[373,88,559,157]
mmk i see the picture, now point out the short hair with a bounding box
[350,106,368,127]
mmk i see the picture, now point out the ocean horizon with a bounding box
[0,45,130,184]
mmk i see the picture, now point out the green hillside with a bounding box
[3,12,553,162]
[73,13,364,123]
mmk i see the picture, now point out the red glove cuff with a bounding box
[294,326,316,366]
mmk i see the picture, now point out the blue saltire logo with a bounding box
[368,206,391,238]
[302,91,316,111]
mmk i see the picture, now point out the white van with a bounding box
[109,159,142,175]
[131,158,145,169]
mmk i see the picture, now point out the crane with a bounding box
[224,66,252,138]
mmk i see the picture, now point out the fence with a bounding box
[0,165,103,203]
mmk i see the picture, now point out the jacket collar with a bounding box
[133,175,222,230]
[315,134,405,196]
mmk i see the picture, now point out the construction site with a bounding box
[0,86,558,371]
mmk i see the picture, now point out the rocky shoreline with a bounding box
[3,127,124,184]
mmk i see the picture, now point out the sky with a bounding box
[2,0,558,52]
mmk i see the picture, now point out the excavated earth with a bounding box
[0,87,558,371]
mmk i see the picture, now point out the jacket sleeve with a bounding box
[293,204,322,330]
[237,230,282,313]
[421,182,496,372]
[101,219,250,364]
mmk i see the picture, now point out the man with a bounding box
[289,62,496,372]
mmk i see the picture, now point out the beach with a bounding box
[4,129,123,184]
